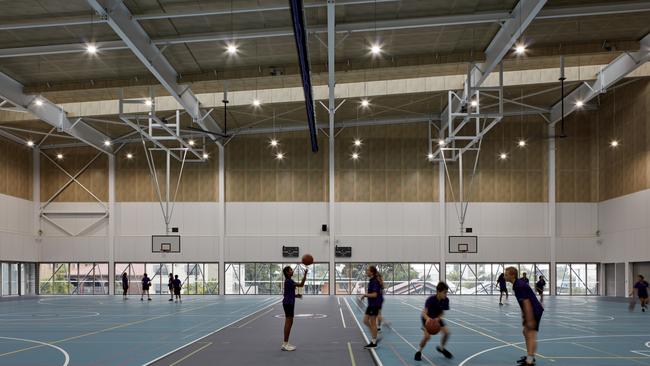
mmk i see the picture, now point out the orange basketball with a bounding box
[301,254,314,266]
[425,317,441,335]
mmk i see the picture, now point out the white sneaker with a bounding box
[281,343,296,351]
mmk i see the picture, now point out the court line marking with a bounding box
[0,336,69,366]
[343,297,384,366]
[459,334,650,366]
[0,311,101,322]
[143,297,281,366]
[0,297,277,360]
[168,342,212,366]
[340,306,347,328]
[571,342,650,366]
[236,307,274,328]
[400,300,532,356]
[347,342,357,366]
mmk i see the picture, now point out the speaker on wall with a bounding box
[322,224,328,232]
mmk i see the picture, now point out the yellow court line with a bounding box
[0,301,226,359]
[400,300,545,359]
[168,342,212,366]
[569,341,650,366]
[347,342,357,366]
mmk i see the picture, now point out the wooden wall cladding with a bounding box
[335,125,439,202]
[596,79,650,201]
[40,147,107,202]
[0,138,32,200]
[555,111,599,202]
[444,116,548,202]
[116,146,218,202]
[225,133,328,202]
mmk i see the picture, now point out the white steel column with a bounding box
[625,262,631,297]
[439,161,446,282]
[548,124,557,295]
[33,147,40,252]
[327,0,336,295]
[108,155,115,295]
[218,144,225,295]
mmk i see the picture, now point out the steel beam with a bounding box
[0,72,113,154]
[549,33,650,125]
[87,0,224,143]
[440,0,547,126]
[3,1,650,58]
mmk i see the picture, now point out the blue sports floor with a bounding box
[0,296,278,366]
[346,295,650,366]
[0,295,649,366]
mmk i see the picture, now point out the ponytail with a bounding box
[368,265,384,289]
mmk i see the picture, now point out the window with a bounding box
[39,263,109,295]
[114,263,219,295]
[225,262,329,295]
[446,263,551,295]
[335,263,440,295]
[556,263,599,295]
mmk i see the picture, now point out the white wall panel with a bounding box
[599,190,650,262]
[446,203,548,237]
[0,194,36,261]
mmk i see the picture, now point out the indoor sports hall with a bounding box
[0,1,649,365]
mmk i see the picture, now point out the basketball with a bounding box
[301,254,314,266]
[425,317,441,335]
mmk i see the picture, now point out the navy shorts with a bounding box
[283,303,295,318]
[174,288,181,295]
[500,287,508,294]
[365,306,380,316]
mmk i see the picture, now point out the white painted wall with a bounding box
[599,189,650,262]
[30,200,606,264]
[0,194,37,261]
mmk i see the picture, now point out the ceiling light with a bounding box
[351,152,359,160]
[188,139,195,146]
[103,140,111,146]
[353,139,362,147]
[27,140,34,147]
[252,99,261,107]
[370,43,382,55]
[144,99,152,106]
[438,139,446,146]
[226,44,238,55]
[610,140,619,147]
[514,44,526,55]
[499,152,507,160]
[470,100,478,107]
[126,153,133,159]
[276,152,284,160]
[86,44,97,54]
[35,99,43,106]
[360,99,370,108]
[518,140,526,147]
[56,153,63,160]
[270,138,279,147]
[427,153,434,160]
[575,100,584,108]
[203,152,209,159]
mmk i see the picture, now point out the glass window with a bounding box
[586,264,599,295]
[446,264,461,295]
[334,263,439,296]
[556,263,599,295]
[556,264,570,295]
[476,264,491,295]
[2,263,8,296]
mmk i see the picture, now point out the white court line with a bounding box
[237,307,275,328]
[459,334,650,366]
[340,306,347,328]
[343,297,384,366]
[0,336,69,366]
[142,298,281,366]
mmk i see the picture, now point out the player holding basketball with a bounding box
[631,275,649,312]
[414,281,453,361]
[497,273,508,305]
[281,266,307,351]
[505,266,544,366]
[361,265,383,348]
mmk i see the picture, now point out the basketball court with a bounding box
[1,0,650,365]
